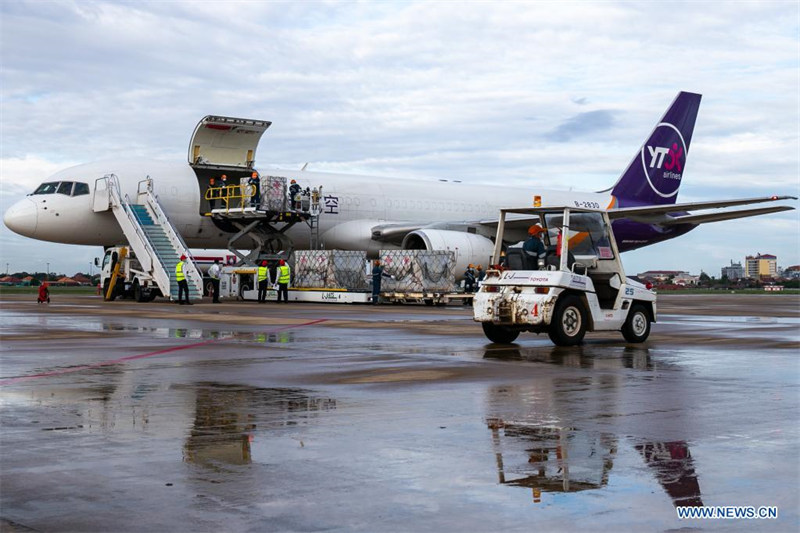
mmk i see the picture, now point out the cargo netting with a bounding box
[294,250,369,290]
[378,250,457,292]
[293,249,457,292]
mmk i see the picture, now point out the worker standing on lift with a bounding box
[249,171,261,209]
[219,174,229,208]
[207,176,217,211]
[276,259,291,303]
[257,260,270,304]
[289,179,301,210]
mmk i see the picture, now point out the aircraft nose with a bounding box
[3,198,38,238]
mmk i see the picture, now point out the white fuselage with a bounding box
[5,159,611,251]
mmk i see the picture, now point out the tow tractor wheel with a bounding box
[482,322,520,344]
[622,304,651,343]
[548,294,587,346]
[134,280,147,302]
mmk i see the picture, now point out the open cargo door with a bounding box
[189,116,271,169]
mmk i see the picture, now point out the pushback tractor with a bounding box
[473,206,656,346]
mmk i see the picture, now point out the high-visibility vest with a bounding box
[258,266,269,282]
[175,261,185,281]
[278,265,290,284]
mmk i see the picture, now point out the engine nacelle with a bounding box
[402,229,495,278]
[320,219,391,255]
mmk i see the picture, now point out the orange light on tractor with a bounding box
[533,195,542,207]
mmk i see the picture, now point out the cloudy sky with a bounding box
[1,0,798,277]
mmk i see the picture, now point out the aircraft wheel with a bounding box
[482,322,520,344]
[622,304,651,343]
[548,294,587,346]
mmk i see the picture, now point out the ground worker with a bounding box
[476,265,485,286]
[276,259,291,303]
[208,259,221,303]
[371,260,393,305]
[175,254,191,305]
[464,264,477,292]
[37,282,50,304]
[257,260,270,303]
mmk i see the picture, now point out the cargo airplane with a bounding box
[3,91,796,273]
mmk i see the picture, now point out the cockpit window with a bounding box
[72,182,90,196]
[33,182,59,195]
[57,181,74,195]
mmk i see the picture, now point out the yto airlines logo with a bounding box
[640,122,687,198]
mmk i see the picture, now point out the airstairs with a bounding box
[94,174,203,301]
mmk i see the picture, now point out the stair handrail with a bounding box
[105,174,156,273]
[139,177,204,295]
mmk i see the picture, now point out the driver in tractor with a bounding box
[523,224,547,270]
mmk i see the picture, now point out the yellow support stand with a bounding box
[105,247,127,301]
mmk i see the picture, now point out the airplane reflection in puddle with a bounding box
[487,419,702,507]
[635,440,703,507]
[488,420,616,499]
[486,374,703,508]
[182,383,336,470]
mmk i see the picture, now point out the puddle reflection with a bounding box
[103,323,295,344]
[104,324,235,339]
[484,345,654,370]
[486,382,703,508]
[183,383,336,471]
[488,420,616,499]
[636,440,703,507]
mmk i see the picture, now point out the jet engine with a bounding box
[401,229,495,276]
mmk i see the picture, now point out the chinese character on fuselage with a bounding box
[324,195,339,214]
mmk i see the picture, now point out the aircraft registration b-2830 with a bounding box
[3,91,796,274]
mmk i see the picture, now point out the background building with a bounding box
[745,254,777,279]
[721,260,744,280]
[783,265,800,279]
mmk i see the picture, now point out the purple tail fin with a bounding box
[607,92,702,206]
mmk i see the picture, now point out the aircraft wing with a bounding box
[652,205,796,226]
[607,195,797,221]
[370,195,796,244]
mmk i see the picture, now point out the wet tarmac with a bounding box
[1,293,798,532]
